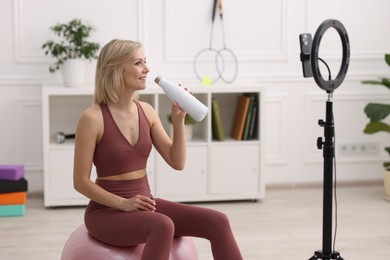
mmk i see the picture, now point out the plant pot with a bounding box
[384,169,390,201]
[61,59,86,87]
[169,125,193,141]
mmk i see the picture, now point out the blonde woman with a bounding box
[73,39,242,260]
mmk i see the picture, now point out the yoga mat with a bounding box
[0,192,26,205]
[0,165,24,181]
[0,204,25,217]
[0,178,28,194]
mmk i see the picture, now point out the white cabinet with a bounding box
[210,144,259,197]
[49,149,80,201]
[42,87,93,207]
[155,146,208,200]
[42,85,265,207]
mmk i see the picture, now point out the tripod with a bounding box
[299,19,349,260]
[308,92,343,260]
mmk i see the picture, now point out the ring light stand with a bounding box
[299,19,350,260]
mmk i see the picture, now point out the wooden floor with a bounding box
[1,184,390,260]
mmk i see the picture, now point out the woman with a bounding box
[73,39,243,260]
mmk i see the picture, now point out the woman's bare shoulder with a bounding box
[79,104,103,124]
[138,101,157,115]
[138,101,158,124]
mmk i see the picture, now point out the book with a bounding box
[212,98,225,141]
[242,94,255,140]
[248,99,258,140]
[230,95,251,140]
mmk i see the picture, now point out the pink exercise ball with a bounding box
[61,224,199,260]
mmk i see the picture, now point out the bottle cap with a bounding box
[154,75,162,84]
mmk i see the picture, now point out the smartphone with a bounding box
[299,33,313,78]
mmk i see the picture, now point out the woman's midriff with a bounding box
[97,169,146,181]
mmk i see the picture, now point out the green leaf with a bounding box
[361,78,390,90]
[364,121,390,134]
[361,80,383,85]
[384,161,390,170]
[364,103,390,121]
[382,78,390,89]
[384,148,390,170]
[385,54,390,67]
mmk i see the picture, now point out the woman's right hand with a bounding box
[121,195,156,212]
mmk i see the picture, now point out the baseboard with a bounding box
[267,179,382,190]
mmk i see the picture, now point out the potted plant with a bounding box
[362,53,390,200]
[42,18,100,87]
[167,113,197,141]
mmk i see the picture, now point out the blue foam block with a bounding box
[0,204,25,217]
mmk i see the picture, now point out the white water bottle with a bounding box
[154,75,209,121]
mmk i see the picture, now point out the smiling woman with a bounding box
[71,39,243,260]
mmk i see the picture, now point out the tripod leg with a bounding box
[308,250,322,260]
[330,251,343,260]
[309,250,344,260]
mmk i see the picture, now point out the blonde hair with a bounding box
[94,39,142,104]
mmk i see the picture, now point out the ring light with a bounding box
[300,19,350,92]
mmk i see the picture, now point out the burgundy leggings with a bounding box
[85,176,243,260]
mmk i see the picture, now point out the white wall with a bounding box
[1,0,389,192]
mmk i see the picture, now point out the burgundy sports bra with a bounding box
[93,101,152,177]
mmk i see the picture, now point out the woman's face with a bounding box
[122,48,149,90]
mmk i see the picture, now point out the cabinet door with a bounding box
[155,146,207,198]
[48,149,96,203]
[210,144,259,195]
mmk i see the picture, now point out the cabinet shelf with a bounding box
[42,85,265,206]
[48,142,75,148]
[211,139,261,145]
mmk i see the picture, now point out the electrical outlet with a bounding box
[338,142,380,155]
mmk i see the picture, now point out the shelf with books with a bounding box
[42,85,264,206]
[211,92,260,142]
